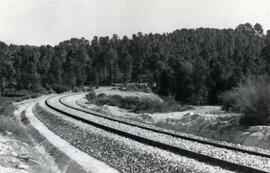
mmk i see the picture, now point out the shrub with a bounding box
[158,97,185,112]
[120,96,141,111]
[219,90,239,112]
[110,95,122,106]
[35,87,48,94]
[51,84,69,93]
[86,92,185,114]
[134,96,162,113]
[95,95,117,106]
[81,86,92,92]
[119,84,152,93]
[86,90,96,101]
[72,87,81,93]
[220,76,270,126]
[0,100,14,115]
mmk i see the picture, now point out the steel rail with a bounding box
[60,93,270,159]
[41,95,270,173]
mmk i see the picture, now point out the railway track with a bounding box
[61,94,270,159]
[43,94,270,173]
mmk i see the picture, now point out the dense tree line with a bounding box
[1,23,270,104]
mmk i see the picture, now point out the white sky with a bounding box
[0,0,270,46]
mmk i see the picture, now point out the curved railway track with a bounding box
[43,94,270,173]
[61,94,270,159]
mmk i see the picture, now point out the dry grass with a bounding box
[86,93,185,114]
[220,76,270,125]
[0,96,32,143]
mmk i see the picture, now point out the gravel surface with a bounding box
[56,94,270,172]
[24,102,118,173]
[35,97,234,173]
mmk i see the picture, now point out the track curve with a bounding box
[61,93,270,159]
[44,94,270,173]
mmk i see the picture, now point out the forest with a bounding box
[1,23,270,105]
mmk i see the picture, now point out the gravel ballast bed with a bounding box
[35,99,233,173]
[22,101,118,173]
[56,95,270,172]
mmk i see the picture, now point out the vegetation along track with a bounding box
[44,94,270,173]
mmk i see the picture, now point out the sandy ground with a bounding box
[80,88,270,151]
[0,131,60,173]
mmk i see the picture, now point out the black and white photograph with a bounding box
[1,0,270,172]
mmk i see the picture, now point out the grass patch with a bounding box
[0,96,33,143]
[220,76,270,126]
[86,92,187,114]
[0,96,22,114]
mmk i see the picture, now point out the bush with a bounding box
[220,76,270,126]
[2,89,29,97]
[86,92,185,114]
[86,90,96,101]
[134,96,162,113]
[219,90,239,112]
[35,87,48,94]
[119,84,152,93]
[95,95,119,106]
[0,102,32,143]
[158,97,186,112]
[72,87,81,93]
[120,96,141,111]
[51,84,69,93]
